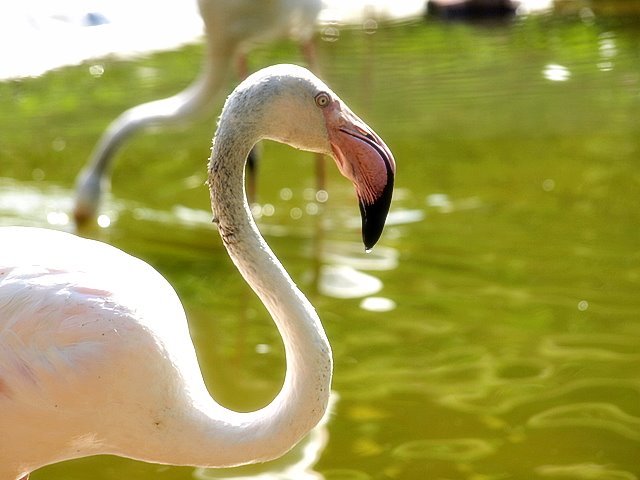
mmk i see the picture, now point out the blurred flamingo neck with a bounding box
[86,51,234,180]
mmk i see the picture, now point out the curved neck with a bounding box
[191,102,333,466]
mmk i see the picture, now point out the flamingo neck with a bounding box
[191,97,333,466]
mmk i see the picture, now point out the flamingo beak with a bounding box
[324,102,396,250]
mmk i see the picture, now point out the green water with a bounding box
[2,7,640,480]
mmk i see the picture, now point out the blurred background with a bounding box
[1,0,640,479]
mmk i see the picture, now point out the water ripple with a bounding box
[392,437,498,461]
[494,357,553,382]
[440,378,640,418]
[528,402,640,441]
[540,334,640,361]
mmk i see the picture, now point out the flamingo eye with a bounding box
[315,92,330,108]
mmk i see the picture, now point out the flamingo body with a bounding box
[199,0,320,51]
[0,228,205,475]
[2,64,395,479]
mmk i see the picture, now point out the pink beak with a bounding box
[324,101,396,250]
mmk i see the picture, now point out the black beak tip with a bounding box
[359,173,394,251]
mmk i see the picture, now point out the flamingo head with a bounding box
[243,64,396,250]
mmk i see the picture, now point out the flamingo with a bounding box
[0,64,395,480]
[73,0,322,224]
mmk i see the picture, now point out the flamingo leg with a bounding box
[300,39,319,74]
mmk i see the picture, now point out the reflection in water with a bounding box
[319,265,382,299]
[383,208,424,226]
[543,63,571,82]
[194,395,337,480]
[598,32,617,72]
[317,239,399,302]
[359,296,396,312]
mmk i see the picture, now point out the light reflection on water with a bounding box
[0,177,74,228]
[2,5,640,480]
[318,265,382,299]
